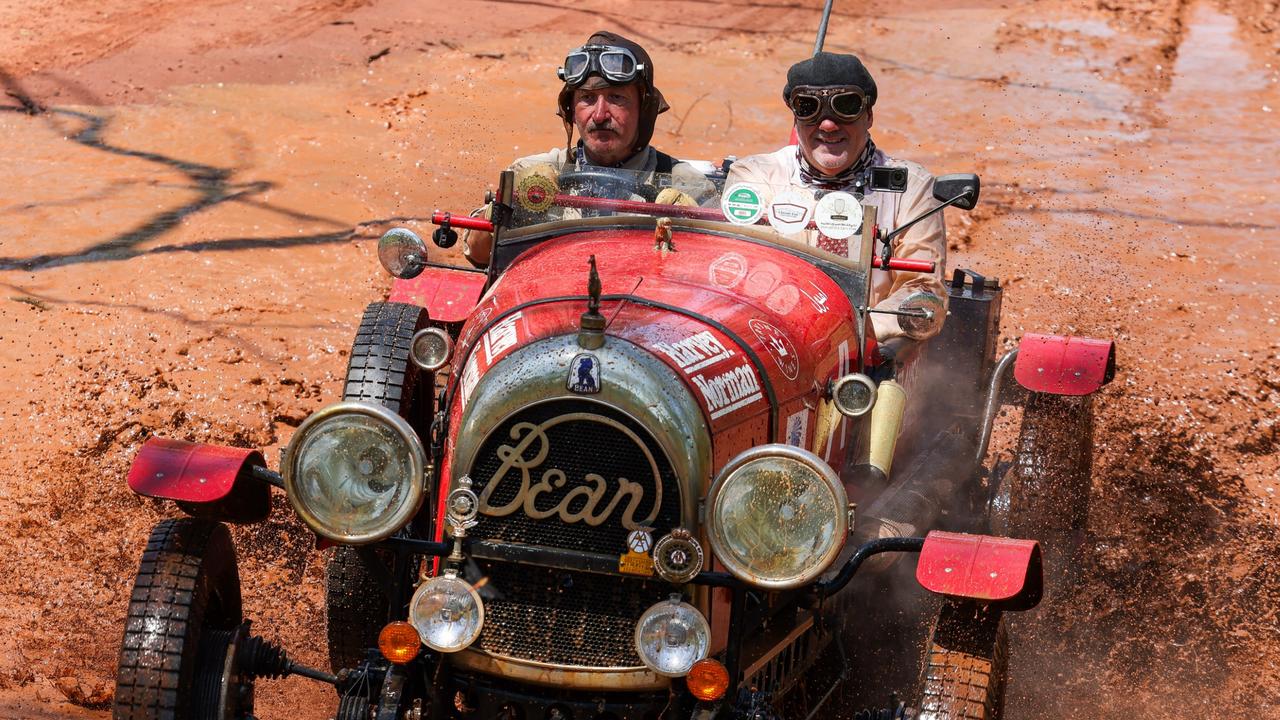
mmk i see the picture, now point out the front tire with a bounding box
[113,518,244,720]
[326,301,428,673]
[1005,393,1093,589]
[916,599,1007,720]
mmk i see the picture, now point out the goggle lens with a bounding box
[790,95,821,121]
[599,51,635,77]
[831,92,865,118]
[563,53,590,82]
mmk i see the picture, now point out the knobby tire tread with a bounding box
[113,518,240,720]
[327,301,428,673]
[1008,393,1094,588]
[917,600,1007,720]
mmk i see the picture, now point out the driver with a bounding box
[462,31,714,267]
[726,52,947,342]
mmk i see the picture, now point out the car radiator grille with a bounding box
[465,400,682,668]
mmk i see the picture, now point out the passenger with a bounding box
[463,31,712,267]
[727,52,947,342]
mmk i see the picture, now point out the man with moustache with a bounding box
[463,31,711,267]
[727,52,947,342]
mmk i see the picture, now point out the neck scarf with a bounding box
[797,136,878,191]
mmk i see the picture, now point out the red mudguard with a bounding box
[916,531,1042,610]
[127,437,270,523]
[388,266,488,323]
[1014,333,1116,396]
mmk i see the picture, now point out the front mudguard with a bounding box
[127,436,271,523]
[1013,333,1116,396]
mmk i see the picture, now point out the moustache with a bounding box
[585,119,617,135]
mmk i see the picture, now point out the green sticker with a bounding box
[720,183,765,225]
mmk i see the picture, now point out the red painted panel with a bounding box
[127,437,262,503]
[916,531,1039,602]
[388,266,488,323]
[1014,333,1116,396]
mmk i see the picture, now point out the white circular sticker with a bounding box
[814,192,864,240]
[766,189,815,235]
[720,183,766,225]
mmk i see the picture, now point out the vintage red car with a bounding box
[112,160,1114,720]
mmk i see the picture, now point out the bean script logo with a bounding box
[476,413,664,530]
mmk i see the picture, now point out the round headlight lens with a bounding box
[410,327,453,371]
[706,445,848,589]
[633,597,710,677]
[283,402,425,544]
[832,373,877,417]
[409,574,485,653]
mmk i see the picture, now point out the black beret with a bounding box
[782,52,878,107]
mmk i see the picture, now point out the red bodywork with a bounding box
[440,228,862,477]
[1014,333,1117,396]
[389,266,488,323]
[916,531,1042,608]
[435,227,869,651]
[127,437,270,523]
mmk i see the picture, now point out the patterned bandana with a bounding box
[797,136,878,191]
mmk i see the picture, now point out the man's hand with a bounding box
[655,187,696,206]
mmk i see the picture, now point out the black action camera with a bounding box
[868,165,909,193]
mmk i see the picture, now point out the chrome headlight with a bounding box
[706,445,848,589]
[409,572,485,653]
[633,596,710,677]
[410,327,453,371]
[283,401,425,544]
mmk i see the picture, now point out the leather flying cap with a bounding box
[782,51,878,108]
[557,30,669,153]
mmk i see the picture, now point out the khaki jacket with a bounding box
[726,146,947,341]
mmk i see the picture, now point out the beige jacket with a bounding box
[726,146,947,341]
[462,146,714,266]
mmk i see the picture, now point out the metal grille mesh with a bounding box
[475,562,667,667]
[465,399,682,668]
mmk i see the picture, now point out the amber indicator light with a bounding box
[378,621,422,664]
[687,658,730,701]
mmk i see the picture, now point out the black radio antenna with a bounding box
[813,0,836,55]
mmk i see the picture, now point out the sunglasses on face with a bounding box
[788,85,869,124]
[558,45,645,87]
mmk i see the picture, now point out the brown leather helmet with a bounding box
[555,31,670,155]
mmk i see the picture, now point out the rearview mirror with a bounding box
[933,174,980,210]
[378,228,427,279]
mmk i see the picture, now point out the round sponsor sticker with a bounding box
[767,189,814,235]
[814,191,863,240]
[720,183,765,225]
[517,173,557,212]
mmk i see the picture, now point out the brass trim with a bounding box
[450,649,670,691]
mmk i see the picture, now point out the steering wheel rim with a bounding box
[558,167,659,204]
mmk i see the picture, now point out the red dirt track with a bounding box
[1,0,1277,717]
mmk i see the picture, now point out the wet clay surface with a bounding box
[0,0,1277,717]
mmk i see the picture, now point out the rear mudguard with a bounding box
[916,531,1042,611]
[1014,333,1116,396]
[127,437,271,523]
[388,265,488,323]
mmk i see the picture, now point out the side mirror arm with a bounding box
[880,188,976,248]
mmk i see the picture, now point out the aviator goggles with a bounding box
[558,44,645,87]
[788,85,869,125]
